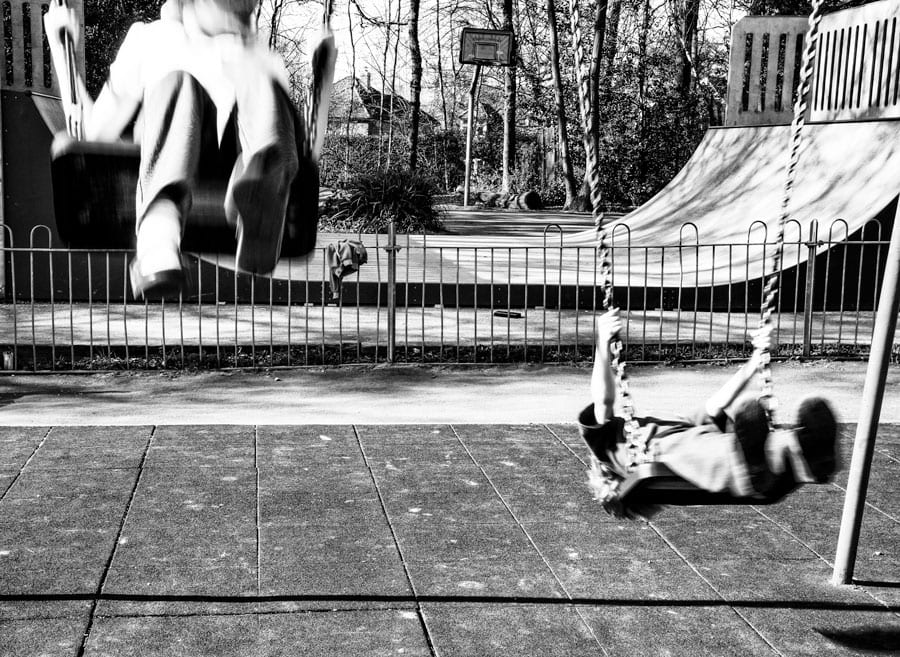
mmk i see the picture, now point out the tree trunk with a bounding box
[501,0,516,193]
[386,0,401,169]
[637,0,651,185]
[547,0,577,208]
[344,0,358,183]
[679,0,700,100]
[408,0,422,171]
[588,2,606,164]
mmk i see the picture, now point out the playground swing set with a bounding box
[0,0,896,587]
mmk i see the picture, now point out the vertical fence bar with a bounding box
[68,251,74,368]
[268,274,274,365]
[489,247,495,363]
[473,245,478,363]
[803,220,819,357]
[386,221,397,363]
[286,258,292,366]
[404,233,411,362]
[420,234,426,362]
[104,253,110,364]
[122,253,129,368]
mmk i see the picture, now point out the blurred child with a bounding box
[580,308,838,517]
[45,0,304,298]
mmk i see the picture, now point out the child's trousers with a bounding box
[136,70,300,274]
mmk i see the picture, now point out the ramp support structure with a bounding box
[832,199,900,585]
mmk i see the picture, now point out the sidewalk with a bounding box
[0,362,898,655]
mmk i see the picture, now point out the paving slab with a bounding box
[84,614,261,657]
[147,425,255,468]
[394,522,539,562]
[407,554,565,598]
[0,617,90,657]
[85,610,433,656]
[420,603,602,656]
[739,607,900,656]
[0,426,49,471]
[103,465,257,605]
[581,605,776,656]
[26,426,151,470]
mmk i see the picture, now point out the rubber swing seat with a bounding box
[49,133,319,258]
[617,462,799,507]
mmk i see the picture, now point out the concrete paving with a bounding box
[0,362,899,655]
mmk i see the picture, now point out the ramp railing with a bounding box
[725,0,900,126]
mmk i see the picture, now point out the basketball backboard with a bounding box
[459,27,514,66]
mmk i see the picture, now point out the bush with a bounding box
[323,168,445,233]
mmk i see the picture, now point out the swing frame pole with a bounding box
[832,199,900,586]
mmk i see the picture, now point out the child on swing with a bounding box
[45,0,307,299]
[580,308,839,516]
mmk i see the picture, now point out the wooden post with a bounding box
[832,200,900,585]
[462,64,481,207]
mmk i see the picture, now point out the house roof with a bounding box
[329,76,439,126]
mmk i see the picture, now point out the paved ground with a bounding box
[1,362,899,655]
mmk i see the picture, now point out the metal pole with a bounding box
[832,200,900,585]
[386,220,397,363]
[463,64,482,207]
[802,222,818,357]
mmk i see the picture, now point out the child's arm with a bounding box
[591,309,622,422]
[44,3,139,141]
[704,325,772,418]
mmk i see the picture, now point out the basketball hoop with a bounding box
[459,28,514,67]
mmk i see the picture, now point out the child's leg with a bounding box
[731,395,772,493]
[132,71,216,298]
[229,76,299,274]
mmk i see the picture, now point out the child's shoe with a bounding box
[131,203,185,300]
[231,145,294,274]
[733,396,772,493]
[795,397,838,483]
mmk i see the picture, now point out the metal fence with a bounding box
[0,218,894,371]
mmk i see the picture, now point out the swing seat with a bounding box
[49,134,319,257]
[617,463,798,507]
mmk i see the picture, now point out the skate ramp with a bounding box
[562,120,900,286]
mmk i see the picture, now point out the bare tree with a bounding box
[501,0,516,193]
[547,0,577,207]
[408,0,422,170]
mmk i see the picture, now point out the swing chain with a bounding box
[757,0,824,421]
[570,0,644,473]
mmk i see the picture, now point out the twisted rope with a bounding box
[757,0,825,422]
[570,0,642,476]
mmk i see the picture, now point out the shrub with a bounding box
[324,168,445,233]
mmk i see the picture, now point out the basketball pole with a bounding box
[462,64,482,207]
[832,198,900,585]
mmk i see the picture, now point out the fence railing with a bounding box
[0,218,893,371]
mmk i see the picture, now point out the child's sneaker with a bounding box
[129,259,184,300]
[733,396,772,493]
[131,202,185,300]
[795,397,838,483]
[231,145,294,275]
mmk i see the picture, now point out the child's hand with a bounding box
[595,309,622,343]
[43,2,80,50]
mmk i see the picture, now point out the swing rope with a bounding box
[569,0,643,475]
[757,0,825,423]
